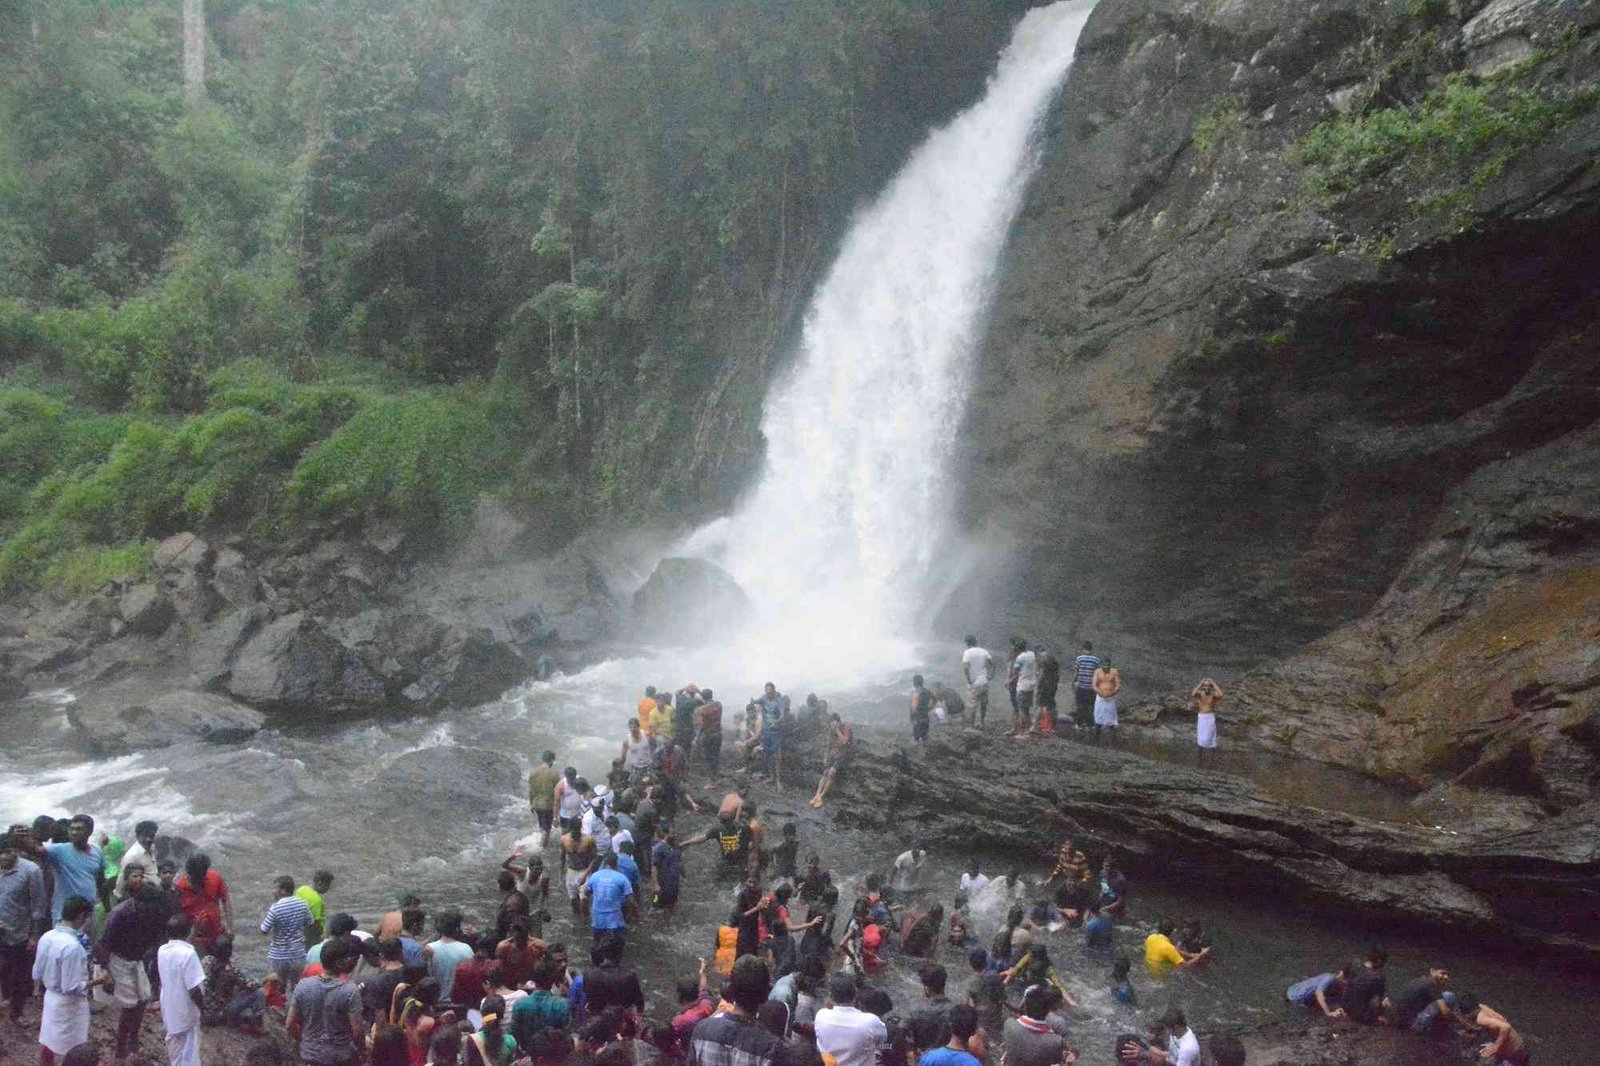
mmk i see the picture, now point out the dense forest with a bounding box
[0,0,1025,593]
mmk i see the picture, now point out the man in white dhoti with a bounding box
[1193,678,1224,760]
[33,895,98,1066]
[157,914,206,1066]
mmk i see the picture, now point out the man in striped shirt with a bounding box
[1072,641,1101,730]
[260,876,314,993]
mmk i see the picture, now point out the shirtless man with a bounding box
[1454,996,1529,1066]
[1093,659,1121,742]
[1192,678,1224,761]
[811,714,853,808]
[560,822,596,916]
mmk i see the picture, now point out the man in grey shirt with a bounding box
[1001,986,1077,1066]
[288,936,365,1065]
[0,830,49,1022]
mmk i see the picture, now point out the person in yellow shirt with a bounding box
[649,699,673,741]
[1144,917,1206,974]
[295,870,333,943]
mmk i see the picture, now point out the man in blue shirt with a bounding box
[917,1004,984,1066]
[21,815,103,926]
[581,854,636,956]
[1071,641,1101,730]
[758,683,784,776]
[651,831,684,910]
[616,842,641,891]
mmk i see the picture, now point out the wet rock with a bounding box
[400,629,526,708]
[227,612,390,714]
[119,584,176,636]
[820,731,1600,959]
[385,746,523,819]
[0,635,85,677]
[630,557,752,646]
[0,674,25,702]
[152,531,212,573]
[187,607,269,690]
[65,688,265,756]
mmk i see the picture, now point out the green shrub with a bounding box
[1298,65,1599,207]
[40,540,153,596]
[288,390,509,537]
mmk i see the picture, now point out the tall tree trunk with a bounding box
[182,0,205,108]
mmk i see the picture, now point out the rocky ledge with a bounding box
[818,728,1600,961]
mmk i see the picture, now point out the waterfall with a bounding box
[685,0,1095,684]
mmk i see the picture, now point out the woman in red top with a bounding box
[175,853,233,954]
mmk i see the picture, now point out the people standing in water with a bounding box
[527,752,561,847]
[1093,658,1121,741]
[1011,642,1037,739]
[1192,678,1224,760]
[961,636,993,729]
[1033,645,1060,735]
[910,675,934,743]
[1072,641,1100,731]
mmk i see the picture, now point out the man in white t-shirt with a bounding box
[1118,1006,1201,1066]
[814,973,887,1066]
[157,914,206,1066]
[960,636,993,727]
[1011,644,1038,738]
[891,846,927,895]
[115,820,159,901]
[958,857,989,897]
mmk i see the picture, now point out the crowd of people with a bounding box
[0,667,1531,1066]
[940,638,1222,759]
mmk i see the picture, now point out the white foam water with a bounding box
[684,1,1096,681]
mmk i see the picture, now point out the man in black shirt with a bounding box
[583,938,645,1017]
[1392,966,1451,1031]
[1343,949,1389,1024]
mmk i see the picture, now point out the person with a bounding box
[957,858,988,898]
[561,820,596,917]
[694,689,725,774]
[615,841,642,893]
[1143,919,1203,974]
[1119,1006,1198,1066]
[814,973,886,1066]
[809,715,853,809]
[650,693,675,742]
[528,752,561,846]
[961,636,993,728]
[1454,995,1529,1066]
[909,675,934,742]
[1285,963,1348,1019]
[34,896,100,1066]
[261,876,314,993]
[1072,642,1100,731]
[510,957,571,1046]
[289,935,364,1066]
[175,853,233,956]
[908,964,954,1053]
[1111,956,1136,1006]
[758,683,784,778]
[199,935,265,1031]
[963,947,1005,1035]
[1000,985,1071,1066]
[157,913,206,1066]
[1083,900,1113,950]
[1011,644,1037,738]
[687,955,786,1066]
[19,814,104,929]
[1093,658,1121,739]
[428,911,474,1002]
[463,993,515,1066]
[623,719,656,777]
[669,959,714,1052]
[494,920,545,989]
[0,829,48,1023]
[930,682,965,724]
[917,1002,982,1066]
[1391,966,1451,1032]
[1342,949,1388,1024]
[771,824,800,884]
[98,877,165,1062]
[296,871,334,945]
[580,854,637,957]
[674,686,702,754]
[115,821,159,902]
[892,845,928,896]
[554,768,584,836]
[1034,645,1060,734]
[650,829,685,911]
[1192,679,1224,759]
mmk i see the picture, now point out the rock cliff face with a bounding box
[956,0,1600,805]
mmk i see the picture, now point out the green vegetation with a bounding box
[0,0,1022,592]
[1298,57,1599,211]
[1192,94,1248,161]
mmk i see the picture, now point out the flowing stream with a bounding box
[3,4,1598,1063]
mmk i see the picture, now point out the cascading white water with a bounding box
[684,0,1095,685]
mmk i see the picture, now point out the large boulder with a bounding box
[151,532,212,573]
[384,746,524,820]
[227,612,389,714]
[65,689,264,756]
[630,557,752,646]
[329,611,529,709]
[119,584,176,636]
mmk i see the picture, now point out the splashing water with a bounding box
[685,1,1096,683]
